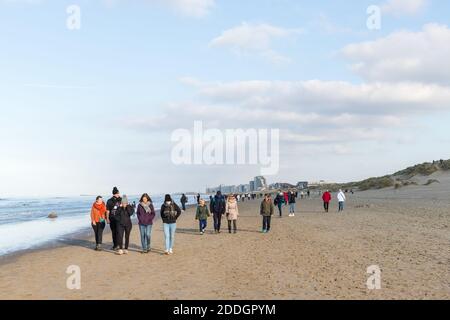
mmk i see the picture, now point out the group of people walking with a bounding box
[206,191,239,234]
[90,187,348,255]
[90,187,181,255]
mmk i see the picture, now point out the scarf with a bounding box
[93,201,106,214]
[140,201,152,213]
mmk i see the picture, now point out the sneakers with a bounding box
[116,249,124,255]
[123,250,128,255]
[169,248,173,254]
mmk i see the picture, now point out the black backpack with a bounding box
[163,203,177,220]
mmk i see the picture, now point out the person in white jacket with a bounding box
[337,189,346,212]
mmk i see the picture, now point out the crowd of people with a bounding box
[90,187,349,255]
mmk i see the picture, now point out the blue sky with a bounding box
[1,0,450,197]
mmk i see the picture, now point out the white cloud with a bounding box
[163,0,215,17]
[127,77,450,149]
[210,22,303,64]
[342,23,450,84]
[381,0,428,16]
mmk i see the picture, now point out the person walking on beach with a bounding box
[283,192,289,206]
[274,191,285,217]
[90,196,107,251]
[195,199,210,235]
[116,195,134,255]
[260,194,274,233]
[180,194,188,211]
[337,189,346,212]
[322,190,332,213]
[161,195,182,255]
[225,194,239,234]
[136,193,155,254]
[106,187,122,251]
[288,191,296,217]
[211,191,226,233]
[196,193,201,204]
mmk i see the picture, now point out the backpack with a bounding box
[163,203,177,220]
[212,196,224,213]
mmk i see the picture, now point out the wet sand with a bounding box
[0,189,449,300]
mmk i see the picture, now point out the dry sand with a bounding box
[0,187,449,300]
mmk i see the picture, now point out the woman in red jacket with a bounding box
[322,190,332,213]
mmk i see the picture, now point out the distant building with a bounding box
[254,176,267,191]
[249,181,255,192]
[297,181,309,190]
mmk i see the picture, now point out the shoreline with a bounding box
[0,202,199,266]
[0,192,448,300]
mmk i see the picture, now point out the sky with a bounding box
[0,0,450,197]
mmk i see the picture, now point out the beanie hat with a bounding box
[164,194,172,202]
[112,187,119,195]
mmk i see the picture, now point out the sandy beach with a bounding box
[0,185,449,300]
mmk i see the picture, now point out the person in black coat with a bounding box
[161,194,182,255]
[116,195,134,255]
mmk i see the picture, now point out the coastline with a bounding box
[0,190,449,300]
[0,203,198,266]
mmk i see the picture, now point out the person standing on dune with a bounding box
[106,187,122,251]
[337,189,346,212]
[322,190,332,213]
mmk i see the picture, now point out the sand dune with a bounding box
[0,187,449,300]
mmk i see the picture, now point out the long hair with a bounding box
[139,193,152,203]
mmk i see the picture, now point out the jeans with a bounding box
[91,222,105,245]
[117,224,132,250]
[289,203,295,213]
[199,219,207,232]
[277,204,283,217]
[213,213,222,231]
[139,224,153,251]
[262,216,271,231]
[163,223,177,251]
[181,203,186,211]
[228,220,237,233]
[324,202,329,212]
[338,201,344,212]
